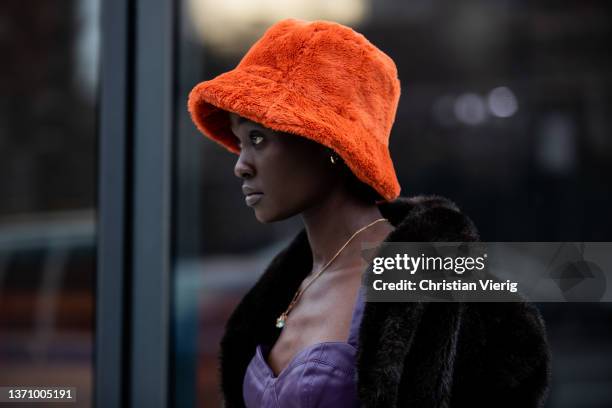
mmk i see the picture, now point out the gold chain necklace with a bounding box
[275,217,388,329]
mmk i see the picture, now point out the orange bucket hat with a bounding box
[187,18,401,201]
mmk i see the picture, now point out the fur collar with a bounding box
[219,195,550,407]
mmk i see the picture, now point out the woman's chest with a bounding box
[266,272,363,377]
[242,271,366,408]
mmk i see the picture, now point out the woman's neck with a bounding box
[300,191,393,272]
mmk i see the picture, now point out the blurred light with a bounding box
[186,0,369,57]
[75,0,100,102]
[487,86,518,118]
[432,95,457,127]
[535,113,576,175]
[453,93,486,125]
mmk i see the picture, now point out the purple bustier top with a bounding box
[242,286,366,407]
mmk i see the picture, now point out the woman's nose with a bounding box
[234,153,255,179]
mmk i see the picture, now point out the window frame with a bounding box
[97,0,176,407]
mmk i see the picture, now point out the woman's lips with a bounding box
[245,193,263,206]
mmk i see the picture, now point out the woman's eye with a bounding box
[249,131,264,145]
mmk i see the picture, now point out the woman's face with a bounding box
[229,112,341,223]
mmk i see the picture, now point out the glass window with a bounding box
[0,0,99,407]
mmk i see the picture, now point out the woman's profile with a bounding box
[188,18,550,408]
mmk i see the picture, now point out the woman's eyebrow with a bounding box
[230,117,270,138]
[236,116,249,125]
[230,114,249,127]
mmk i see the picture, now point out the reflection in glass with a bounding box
[0,1,99,407]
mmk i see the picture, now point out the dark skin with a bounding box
[229,112,395,377]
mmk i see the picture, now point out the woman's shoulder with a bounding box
[379,194,481,243]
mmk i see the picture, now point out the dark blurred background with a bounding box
[0,1,97,407]
[0,0,610,407]
[173,1,612,407]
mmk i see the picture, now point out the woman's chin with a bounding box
[252,206,293,224]
[254,213,272,223]
[252,207,275,224]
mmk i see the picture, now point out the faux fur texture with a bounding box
[187,18,402,201]
[219,195,551,407]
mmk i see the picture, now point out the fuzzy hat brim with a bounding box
[188,66,400,201]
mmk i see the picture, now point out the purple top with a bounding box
[242,286,366,407]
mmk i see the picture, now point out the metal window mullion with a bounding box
[97,0,132,407]
[130,0,175,407]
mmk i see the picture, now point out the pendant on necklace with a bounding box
[276,314,286,328]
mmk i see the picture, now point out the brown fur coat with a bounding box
[219,195,551,407]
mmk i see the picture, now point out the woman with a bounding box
[188,18,550,408]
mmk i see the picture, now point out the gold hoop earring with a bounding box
[329,152,340,164]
